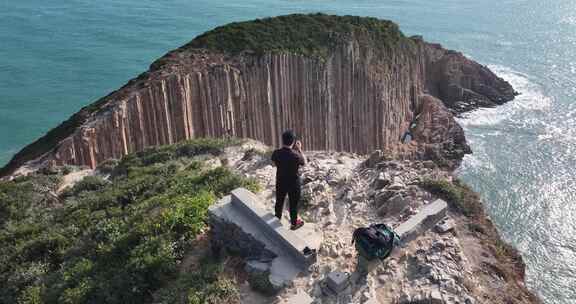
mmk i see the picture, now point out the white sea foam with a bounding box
[539,115,576,145]
[457,65,552,128]
[458,65,554,171]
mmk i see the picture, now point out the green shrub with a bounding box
[125,237,178,286]
[160,192,214,237]
[111,153,143,177]
[111,138,239,178]
[17,284,43,304]
[0,138,257,303]
[95,159,119,175]
[247,270,276,296]
[493,238,517,262]
[171,167,261,197]
[60,165,77,175]
[62,259,93,284]
[0,178,54,222]
[63,176,107,197]
[202,278,241,304]
[59,278,92,304]
[175,138,237,157]
[18,232,69,266]
[0,192,10,226]
[182,13,409,58]
[141,150,174,166]
[156,255,240,304]
[419,178,482,217]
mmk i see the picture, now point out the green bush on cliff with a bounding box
[62,176,108,197]
[419,178,483,217]
[0,138,258,304]
[184,13,410,57]
[155,256,241,304]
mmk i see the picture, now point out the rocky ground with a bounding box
[45,140,538,304]
[219,141,539,304]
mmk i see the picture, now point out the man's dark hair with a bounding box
[282,130,296,146]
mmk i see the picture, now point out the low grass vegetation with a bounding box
[419,178,483,217]
[0,138,259,304]
[155,255,241,304]
[184,13,412,58]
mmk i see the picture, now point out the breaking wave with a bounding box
[457,65,554,172]
[457,65,552,128]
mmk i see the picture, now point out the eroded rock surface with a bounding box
[220,141,538,304]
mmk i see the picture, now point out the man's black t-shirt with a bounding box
[271,147,305,187]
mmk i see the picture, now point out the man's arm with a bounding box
[294,140,307,166]
[270,150,278,167]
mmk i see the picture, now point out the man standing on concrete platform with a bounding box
[271,130,307,230]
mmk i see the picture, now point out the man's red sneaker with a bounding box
[291,219,305,230]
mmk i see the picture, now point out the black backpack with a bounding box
[352,224,399,260]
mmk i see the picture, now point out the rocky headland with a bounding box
[1,14,515,178]
[0,13,539,304]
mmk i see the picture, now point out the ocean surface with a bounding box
[1,0,574,302]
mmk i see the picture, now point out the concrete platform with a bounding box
[395,199,448,243]
[209,188,321,291]
[230,188,318,266]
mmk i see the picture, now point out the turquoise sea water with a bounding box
[1,0,575,302]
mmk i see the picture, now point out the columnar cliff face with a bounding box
[0,14,515,177]
[46,42,424,169]
[421,41,517,113]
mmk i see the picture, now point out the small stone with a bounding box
[377,194,409,216]
[436,219,455,234]
[363,298,380,304]
[362,291,372,302]
[430,290,444,304]
[431,239,447,251]
[374,189,399,207]
[373,172,391,189]
[412,293,423,302]
[325,271,350,293]
[406,206,418,216]
[365,150,383,167]
[423,160,437,169]
[329,246,339,258]
[388,180,406,191]
[398,292,411,302]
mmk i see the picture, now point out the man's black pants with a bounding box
[275,182,300,226]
